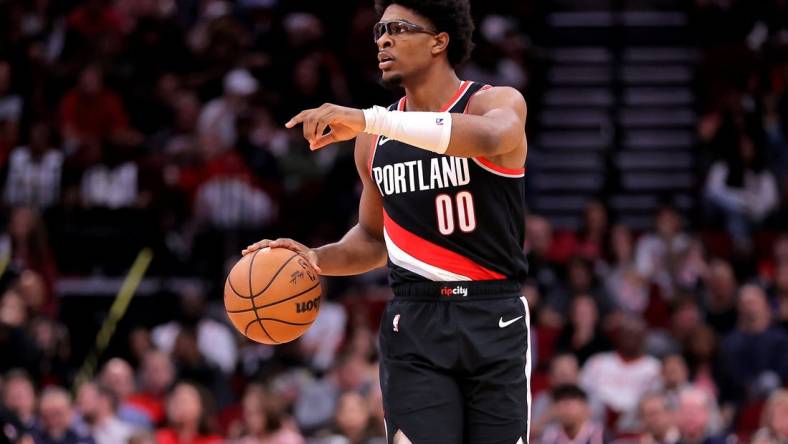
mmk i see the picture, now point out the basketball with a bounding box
[224,248,322,345]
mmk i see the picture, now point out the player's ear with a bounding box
[431,32,449,56]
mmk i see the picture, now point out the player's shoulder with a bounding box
[466,84,526,114]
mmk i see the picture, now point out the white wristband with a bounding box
[362,106,452,154]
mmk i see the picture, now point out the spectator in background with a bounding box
[198,68,258,150]
[701,260,739,336]
[2,370,37,432]
[14,270,49,319]
[297,299,348,372]
[605,224,649,316]
[524,215,560,300]
[538,385,605,444]
[125,350,175,427]
[684,325,721,402]
[719,284,788,407]
[29,317,72,386]
[228,384,304,444]
[171,327,232,408]
[673,240,708,295]
[58,63,138,164]
[674,388,729,444]
[660,355,722,434]
[31,387,95,444]
[660,355,691,408]
[98,358,151,429]
[190,133,276,230]
[294,353,373,434]
[751,389,788,444]
[705,131,778,251]
[76,382,136,444]
[2,207,57,297]
[313,391,384,444]
[546,256,613,319]
[157,89,201,157]
[580,317,660,433]
[773,261,788,330]
[4,123,63,209]
[0,289,42,375]
[151,284,237,374]
[555,296,611,365]
[656,301,704,356]
[635,205,690,301]
[460,15,528,91]
[575,201,610,261]
[0,60,22,166]
[638,393,679,444]
[64,0,124,43]
[155,382,222,444]
[78,145,141,209]
[533,354,604,437]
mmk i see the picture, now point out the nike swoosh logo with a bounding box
[499,316,523,328]
[379,136,394,145]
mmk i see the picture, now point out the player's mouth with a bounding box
[378,52,395,70]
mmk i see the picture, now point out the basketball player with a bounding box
[244,1,530,442]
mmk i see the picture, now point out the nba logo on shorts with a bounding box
[435,117,444,125]
[393,314,400,332]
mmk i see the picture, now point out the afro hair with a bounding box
[374,0,475,67]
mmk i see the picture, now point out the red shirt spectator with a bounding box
[60,64,129,149]
[67,0,124,39]
[156,382,222,444]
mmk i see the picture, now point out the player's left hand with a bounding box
[285,103,365,150]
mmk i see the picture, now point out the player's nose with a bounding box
[376,33,393,50]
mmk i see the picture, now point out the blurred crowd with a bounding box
[0,0,786,443]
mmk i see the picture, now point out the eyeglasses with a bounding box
[373,20,437,42]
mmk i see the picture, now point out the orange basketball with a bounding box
[224,247,321,345]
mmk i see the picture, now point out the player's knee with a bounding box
[393,430,413,444]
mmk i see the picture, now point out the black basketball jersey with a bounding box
[369,80,528,285]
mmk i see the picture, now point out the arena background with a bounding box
[1,0,787,443]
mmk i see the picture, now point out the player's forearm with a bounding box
[314,224,388,276]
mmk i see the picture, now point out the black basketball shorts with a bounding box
[378,280,531,444]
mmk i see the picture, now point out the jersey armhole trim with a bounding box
[368,134,381,177]
[463,83,493,113]
[472,156,526,178]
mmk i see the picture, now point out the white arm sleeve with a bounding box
[363,105,452,154]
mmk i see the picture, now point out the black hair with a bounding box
[374,0,475,67]
[551,384,588,402]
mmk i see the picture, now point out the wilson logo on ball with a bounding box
[295,296,321,313]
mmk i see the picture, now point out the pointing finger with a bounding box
[285,110,309,128]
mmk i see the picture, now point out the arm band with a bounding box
[362,105,452,154]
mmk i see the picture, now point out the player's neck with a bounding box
[402,65,461,112]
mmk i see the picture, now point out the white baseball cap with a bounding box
[224,68,258,95]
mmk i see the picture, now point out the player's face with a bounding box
[375,5,441,86]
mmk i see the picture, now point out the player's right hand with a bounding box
[242,238,322,273]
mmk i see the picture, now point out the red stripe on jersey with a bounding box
[440,80,471,112]
[475,156,526,175]
[399,81,470,113]
[383,209,506,280]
